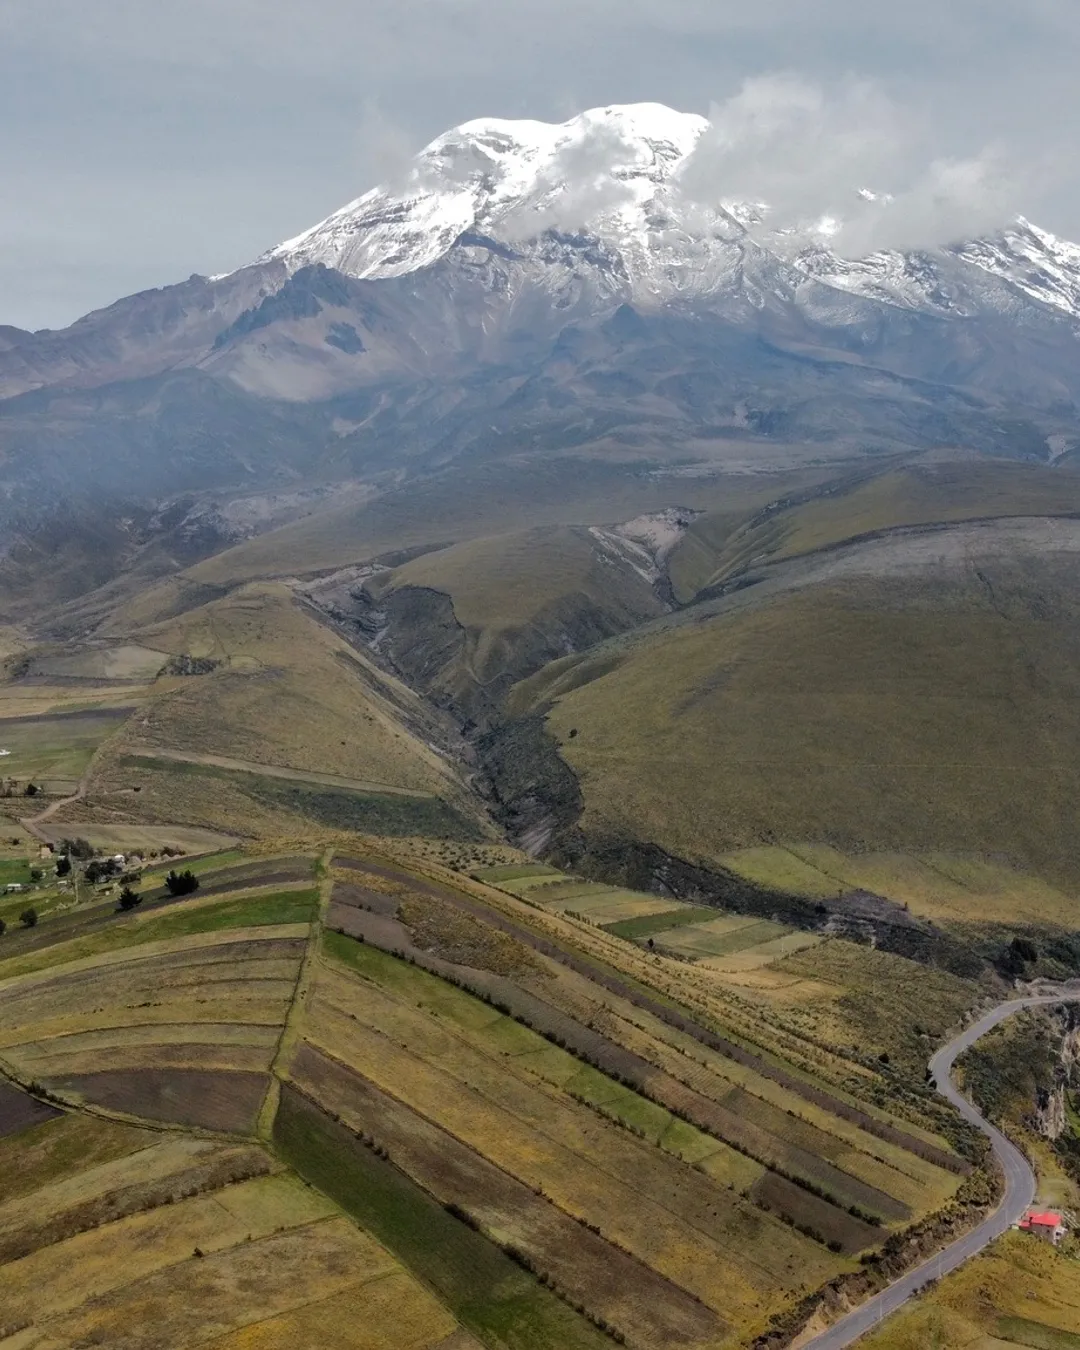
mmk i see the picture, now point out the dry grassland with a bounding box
[122,583,464,795]
[772,939,981,1073]
[858,1232,1080,1350]
[721,843,1080,928]
[540,576,1080,889]
[743,460,1080,574]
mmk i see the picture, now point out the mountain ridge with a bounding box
[2,101,1080,544]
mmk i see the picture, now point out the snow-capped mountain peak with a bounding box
[250,101,1080,325]
[255,103,710,285]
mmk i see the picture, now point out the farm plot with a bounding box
[493,870,689,925]
[650,915,788,959]
[37,823,238,855]
[0,888,318,981]
[699,930,823,972]
[275,1086,611,1350]
[604,906,720,939]
[0,706,133,788]
[561,887,692,925]
[339,856,963,1172]
[291,1043,723,1350]
[0,1078,61,1137]
[323,929,768,1191]
[1,1165,465,1350]
[471,862,563,884]
[0,927,307,1131]
[302,941,848,1321]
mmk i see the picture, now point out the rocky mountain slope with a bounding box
[3,103,1080,543]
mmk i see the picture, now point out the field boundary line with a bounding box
[124,748,438,798]
[258,850,332,1140]
[181,1263,404,1350]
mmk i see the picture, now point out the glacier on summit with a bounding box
[250,102,1080,324]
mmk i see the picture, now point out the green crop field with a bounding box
[0,708,133,787]
[603,905,719,939]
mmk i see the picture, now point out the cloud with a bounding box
[496,124,642,240]
[2,0,1079,326]
[355,100,419,194]
[675,74,1037,255]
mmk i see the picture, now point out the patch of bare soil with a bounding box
[0,1079,61,1138]
[53,1069,269,1134]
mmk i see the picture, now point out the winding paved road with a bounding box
[802,989,1080,1349]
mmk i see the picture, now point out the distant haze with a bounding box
[1,0,1077,329]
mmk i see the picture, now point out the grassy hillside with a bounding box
[369,524,665,711]
[524,561,1080,899]
[673,457,1080,599]
[181,461,832,590]
[62,582,484,839]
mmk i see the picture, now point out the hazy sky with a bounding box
[3,0,1078,330]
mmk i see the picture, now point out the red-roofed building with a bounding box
[1018,1211,1067,1244]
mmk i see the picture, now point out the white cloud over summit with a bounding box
[0,0,1077,325]
[677,75,1031,255]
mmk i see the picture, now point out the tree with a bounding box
[55,855,71,877]
[998,934,1040,978]
[63,837,94,860]
[29,868,42,882]
[0,917,6,937]
[84,858,118,885]
[23,783,38,797]
[165,869,199,897]
[19,907,37,928]
[118,886,142,912]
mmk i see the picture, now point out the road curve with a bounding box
[802,991,1080,1350]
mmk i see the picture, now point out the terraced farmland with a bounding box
[0,922,309,1131]
[0,847,986,1350]
[475,863,820,974]
[0,1111,470,1350]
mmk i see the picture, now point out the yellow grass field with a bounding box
[302,958,845,1330]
